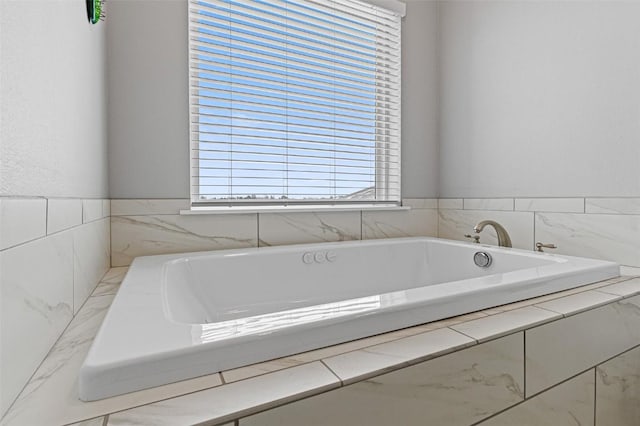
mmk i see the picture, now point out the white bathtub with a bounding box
[79,237,618,401]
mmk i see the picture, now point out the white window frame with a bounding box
[188,0,404,209]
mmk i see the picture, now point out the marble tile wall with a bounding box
[596,345,640,425]
[438,197,640,267]
[110,199,439,266]
[110,196,639,268]
[477,370,595,426]
[0,197,111,418]
[242,333,525,426]
[526,295,640,396]
[4,196,636,422]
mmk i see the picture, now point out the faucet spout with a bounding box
[473,220,512,248]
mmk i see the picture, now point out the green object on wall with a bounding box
[86,0,104,24]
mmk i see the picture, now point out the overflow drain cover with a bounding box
[474,252,492,268]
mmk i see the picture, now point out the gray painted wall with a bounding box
[0,0,108,198]
[104,0,640,200]
[106,0,439,199]
[402,0,439,198]
[438,1,640,198]
[107,0,189,199]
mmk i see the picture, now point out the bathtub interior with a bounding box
[162,239,563,325]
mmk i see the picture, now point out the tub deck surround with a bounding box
[1,271,638,426]
[79,237,617,400]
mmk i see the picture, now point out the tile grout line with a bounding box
[108,212,112,271]
[45,198,49,235]
[523,330,527,399]
[72,223,77,314]
[445,326,479,343]
[256,213,260,248]
[532,210,536,250]
[593,367,597,426]
[319,360,345,386]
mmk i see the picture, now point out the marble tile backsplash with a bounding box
[514,197,584,213]
[110,199,440,266]
[48,198,84,235]
[586,198,640,215]
[438,197,640,267]
[110,197,640,268]
[258,211,361,247]
[110,214,257,266]
[438,209,535,250]
[0,198,47,250]
[463,198,515,211]
[0,197,110,418]
[536,213,640,266]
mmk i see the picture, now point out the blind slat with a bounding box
[196,165,400,178]
[194,140,400,155]
[194,128,400,145]
[193,105,400,129]
[193,111,401,133]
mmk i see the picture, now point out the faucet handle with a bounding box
[464,234,481,244]
[536,242,557,252]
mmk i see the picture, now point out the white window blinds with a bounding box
[189,0,402,205]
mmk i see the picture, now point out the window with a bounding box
[189,0,402,206]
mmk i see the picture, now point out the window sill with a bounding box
[180,204,410,215]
